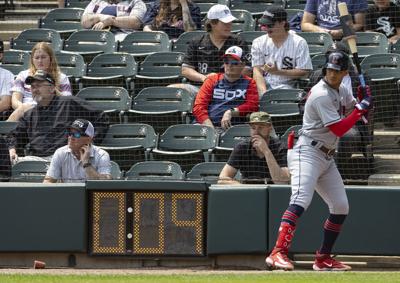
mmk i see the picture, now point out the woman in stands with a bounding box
[142,0,201,39]
[8,42,72,121]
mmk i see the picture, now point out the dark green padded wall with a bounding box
[0,183,87,252]
[268,186,400,255]
[207,186,268,254]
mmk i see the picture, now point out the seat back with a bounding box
[110,160,123,179]
[158,124,217,151]
[186,162,226,182]
[285,0,307,9]
[11,28,63,52]
[311,53,327,70]
[132,87,193,113]
[231,10,256,33]
[100,123,157,149]
[297,32,333,56]
[118,31,171,56]
[39,8,84,34]
[193,0,229,15]
[63,30,116,55]
[237,31,264,50]
[230,0,284,16]
[85,52,137,78]
[361,53,400,80]
[217,124,250,149]
[280,124,302,149]
[125,161,184,180]
[353,32,389,58]
[172,31,206,53]
[0,121,18,135]
[0,50,30,75]
[76,86,131,111]
[137,51,184,77]
[65,0,90,8]
[56,52,86,78]
[11,160,49,182]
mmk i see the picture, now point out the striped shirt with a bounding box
[0,67,14,97]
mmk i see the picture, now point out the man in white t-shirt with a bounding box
[44,119,112,183]
[251,7,312,94]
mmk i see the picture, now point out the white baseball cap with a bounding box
[207,4,237,23]
[223,46,243,61]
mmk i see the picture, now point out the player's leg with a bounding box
[266,146,325,270]
[313,162,351,271]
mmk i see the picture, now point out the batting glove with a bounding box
[355,95,373,112]
[356,85,372,102]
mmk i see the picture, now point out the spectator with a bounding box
[142,0,201,39]
[366,0,400,44]
[252,7,312,93]
[192,46,258,131]
[43,119,112,183]
[81,0,146,41]
[58,0,64,8]
[0,66,13,115]
[172,4,250,97]
[6,70,108,164]
[0,40,4,63]
[301,0,368,40]
[9,42,72,122]
[218,111,289,184]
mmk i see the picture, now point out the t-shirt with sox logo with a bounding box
[366,2,400,38]
[193,73,259,127]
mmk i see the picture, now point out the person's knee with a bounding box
[331,200,349,215]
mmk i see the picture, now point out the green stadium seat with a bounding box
[10,28,63,52]
[125,161,184,180]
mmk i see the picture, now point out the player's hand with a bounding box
[356,85,372,102]
[251,135,269,155]
[80,144,91,164]
[221,110,232,130]
[355,95,373,112]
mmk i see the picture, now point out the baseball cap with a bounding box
[248,112,272,124]
[207,4,237,23]
[223,46,244,61]
[69,119,95,138]
[25,70,55,85]
[325,51,349,71]
[258,6,287,26]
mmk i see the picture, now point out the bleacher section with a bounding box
[1,0,400,185]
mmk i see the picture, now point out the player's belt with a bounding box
[311,140,335,157]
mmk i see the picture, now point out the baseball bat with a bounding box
[338,2,368,123]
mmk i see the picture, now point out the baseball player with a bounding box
[252,6,312,94]
[265,51,373,271]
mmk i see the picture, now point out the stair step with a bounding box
[373,129,400,153]
[373,153,400,174]
[0,31,21,42]
[368,174,400,186]
[4,9,48,19]
[0,20,38,31]
[11,1,57,8]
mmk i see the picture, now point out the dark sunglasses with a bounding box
[66,131,87,139]
[223,58,241,65]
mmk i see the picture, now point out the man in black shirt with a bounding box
[366,0,400,44]
[218,111,289,184]
[172,4,251,97]
[7,70,108,163]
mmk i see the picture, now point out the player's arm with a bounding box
[218,164,241,185]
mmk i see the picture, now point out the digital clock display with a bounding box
[89,191,206,256]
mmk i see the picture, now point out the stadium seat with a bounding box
[55,52,85,94]
[10,28,63,52]
[230,0,285,17]
[171,31,206,53]
[0,50,30,76]
[279,124,302,149]
[125,161,184,180]
[351,32,389,58]
[79,52,136,94]
[285,0,307,9]
[237,31,264,50]
[0,121,18,134]
[193,0,230,16]
[186,161,226,183]
[297,32,334,56]
[213,124,250,162]
[38,8,84,39]
[259,89,305,135]
[76,87,131,124]
[110,160,123,180]
[117,31,171,61]
[126,86,193,134]
[98,123,157,170]
[135,51,185,93]
[65,0,90,8]
[151,124,218,171]
[311,53,327,71]
[11,160,49,182]
[63,30,116,63]
[231,10,256,33]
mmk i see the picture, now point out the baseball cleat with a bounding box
[312,252,351,271]
[266,250,294,271]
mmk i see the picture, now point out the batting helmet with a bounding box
[323,51,350,74]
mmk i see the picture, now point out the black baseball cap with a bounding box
[258,6,287,25]
[25,70,55,85]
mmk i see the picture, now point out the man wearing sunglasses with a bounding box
[193,46,258,131]
[252,6,312,94]
[44,119,111,183]
[6,70,108,164]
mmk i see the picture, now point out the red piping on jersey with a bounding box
[328,108,364,137]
